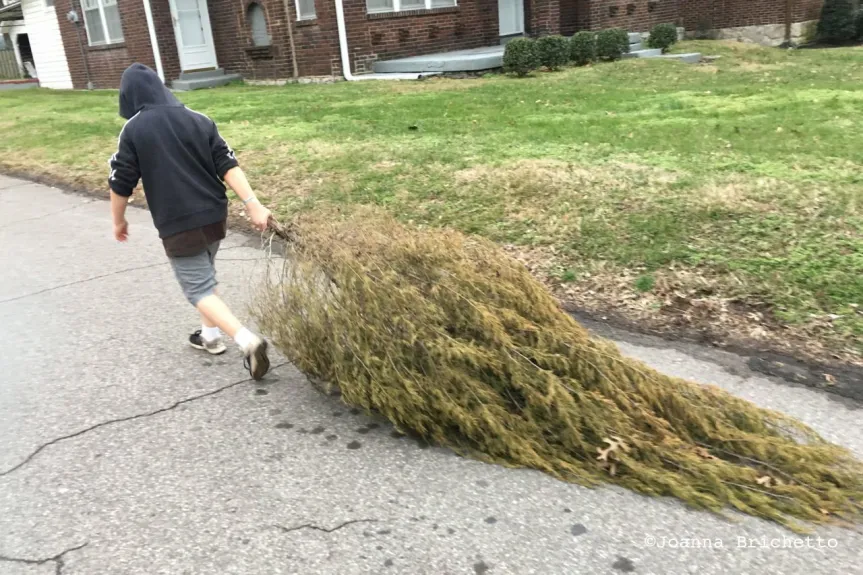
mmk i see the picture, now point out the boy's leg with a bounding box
[195,294,243,339]
[169,242,270,380]
[198,287,222,342]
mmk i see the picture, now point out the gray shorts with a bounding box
[169,241,220,307]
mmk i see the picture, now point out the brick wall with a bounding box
[56,0,166,89]
[55,0,502,86]
[51,0,829,89]
[344,0,498,74]
[212,0,500,79]
[560,0,588,35]
[292,2,342,76]
[210,0,301,79]
[526,0,561,35]
[153,0,180,81]
[680,0,824,33]
[575,0,680,33]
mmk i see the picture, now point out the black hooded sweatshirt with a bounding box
[108,63,239,246]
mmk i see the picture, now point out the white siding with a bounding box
[21,0,72,89]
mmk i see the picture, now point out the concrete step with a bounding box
[179,68,227,81]
[172,73,242,91]
[628,32,642,44]
[0,79,40,91]
[658,52,703,64]
[373,46,504,74]
[623,48,663,59]
[629,42,643,51]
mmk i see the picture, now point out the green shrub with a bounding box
[803,20,819,44]
[596,28,629,61]
[536,35,570,70]
[856,9,863,40]
[817,0,856,44]
[570,31,596,66]
[647,23,678,52]
[503,38,540,77]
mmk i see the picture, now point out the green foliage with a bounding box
[561,269,578,283]
[536,35,571,71]
[817,0,857,44]
[634,274,656,292]
[647,23,678,53]
[803,20,819,44]
[596,28,629,61]
[256,209,863,533]
[570,31,597,66]
[856,9,863,40]
[503,38,540,77]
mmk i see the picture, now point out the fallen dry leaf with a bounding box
[695,446,720,461]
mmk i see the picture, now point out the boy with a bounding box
[108,63,271,380]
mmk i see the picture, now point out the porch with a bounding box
[372,45,505,74]
[369,32,701,76]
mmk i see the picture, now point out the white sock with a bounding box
[233,327,258,353]
[201,325,221,342]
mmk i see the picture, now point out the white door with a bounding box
[169,0,218,71]
[498,0,524,37]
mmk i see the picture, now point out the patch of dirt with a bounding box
[371,160,400,172]
[503,243,863,373]
[713,40,771,52]
[378,77,486,94]
[234,148,351,205]
[693,177,792,212]
[455,158,677,191]
[692,64,720,74]
[735,62,789,72]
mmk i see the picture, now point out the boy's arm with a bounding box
[111,190,129,241]
[109,127,140,199]
[108,127,140,242]
[209,120,270,231]
[210,122,239,179]
[224,166,271,232]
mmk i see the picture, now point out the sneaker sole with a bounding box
[189,341,227,355]
[249,339,270,380]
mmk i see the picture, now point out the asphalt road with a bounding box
[1,175,861,575]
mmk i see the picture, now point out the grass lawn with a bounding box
[1,41,861,363]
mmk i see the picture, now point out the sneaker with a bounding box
[189,329,227,355]
[243,336,270,381]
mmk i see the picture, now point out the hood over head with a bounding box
[119,63,182,120]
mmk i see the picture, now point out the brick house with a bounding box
[50,0,825,89]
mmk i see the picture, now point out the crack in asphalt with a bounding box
[272,519,378,535]
[0,542,88,575]
[0,262,169,305]
[0,363,289,477]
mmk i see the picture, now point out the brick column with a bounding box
[528,0,561,35]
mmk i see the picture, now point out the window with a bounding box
[366,0,455,14]
[247,3,270,46]
[295,0,315,20]
[45,0,55,8]
[81,0,123,46]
